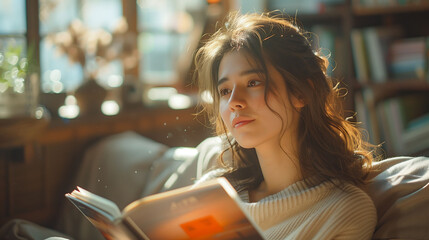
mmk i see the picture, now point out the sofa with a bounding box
[1,131,428,239]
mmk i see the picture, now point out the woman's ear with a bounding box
[291,95,305,109]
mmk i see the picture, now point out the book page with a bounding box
[123,178,264,239]
[71,187,122,219]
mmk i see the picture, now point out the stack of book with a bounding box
[356,90,429,157]
[388,37,428,80]
[351,26,429,84]
[376,94,429,156]
[351,26,403,84]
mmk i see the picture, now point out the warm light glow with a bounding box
[58,104,80,119]
[58,95,80,119]
[52,81,64,93]
[101,100,120,116]
[168,94,192,109]
[35,107,44,119]
[107,74,123,88]
[50,69,62,82]
[200,90,213,104]
[65,95,77,105]
[148,87,177,101]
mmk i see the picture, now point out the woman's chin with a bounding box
[235,140,257,149]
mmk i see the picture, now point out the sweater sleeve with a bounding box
[332,186,377,240]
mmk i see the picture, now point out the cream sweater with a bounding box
[197,170,377,240]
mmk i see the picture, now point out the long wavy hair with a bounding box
[194,12,379,191]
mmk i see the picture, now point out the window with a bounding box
[39,0,124,93]
[1,0,210,119]
[137,0,205,86]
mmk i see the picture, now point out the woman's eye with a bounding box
[248,80,262,87]
[219,88,230,96]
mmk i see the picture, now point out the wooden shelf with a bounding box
[40,106,211,147]
[365,80,429,104]
[0,112,50,149]
[353,2,429,16]
[293,6,347,25]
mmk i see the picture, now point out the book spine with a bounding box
[376,100,393,156]
[122,217,150,240]
[385,98,405,155]
[362,88,381,145]
[363,27,387,83]
[388,37,426,80]
[351,29,370,84]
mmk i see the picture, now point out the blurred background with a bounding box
[0,0,429,232]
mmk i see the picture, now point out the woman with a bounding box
[194,12,378,239]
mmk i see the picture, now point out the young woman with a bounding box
[194,12,378,239]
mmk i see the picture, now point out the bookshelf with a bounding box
[266,0,429,157]
[348,2,429,157]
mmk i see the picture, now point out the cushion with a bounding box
[0,219,73,240]
[365,156,429,239]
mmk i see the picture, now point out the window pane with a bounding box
[0,38,26,53]
[0,0,26,34]
[138,32,177,85]
[138,2,175,31]
[39,0,78,35]
[82,0,122,31]
[137,0,205,85]
[0,38,27,91]
[0,37,27,87]
[40,38,84,93]
[137,0,205,31]
[39,0,124,93]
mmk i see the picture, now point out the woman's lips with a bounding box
[234,119,254,128]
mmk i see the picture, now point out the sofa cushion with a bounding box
[365,156,429,239]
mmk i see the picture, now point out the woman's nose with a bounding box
[228,88,246,111]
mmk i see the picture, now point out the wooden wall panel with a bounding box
[0,153,7,221]
[8,148,45,216]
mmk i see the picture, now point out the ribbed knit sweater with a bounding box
[197,170,377,240]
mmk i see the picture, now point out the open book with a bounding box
[65,177,265,240]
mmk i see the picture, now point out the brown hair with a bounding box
[194,12,378,191]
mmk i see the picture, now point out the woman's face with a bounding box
[217,50,303,149]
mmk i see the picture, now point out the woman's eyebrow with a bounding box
[217,69,264,86]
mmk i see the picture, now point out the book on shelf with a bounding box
[351,26,403,84]
[376,98,402,155]
[353,0,424,8]
[375,94,429,156]
[360,88,382,145]
[362,27,387,83]
[388,37,428,80]
[351,29,370,84]
[65,177,265,240]
[355,90,378,145]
